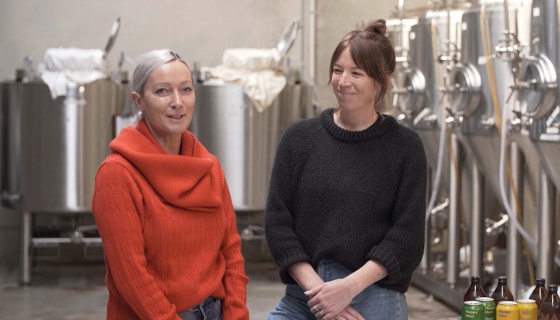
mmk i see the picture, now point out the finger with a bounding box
[311,305,321,314]
[304,283,326,297]
[344,307,364,320]
[315,309,326,319]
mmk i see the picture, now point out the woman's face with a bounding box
[132,60,195,144]
[331,47,378,112]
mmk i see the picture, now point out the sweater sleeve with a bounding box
[264,128,312,284]
[92,161,181,320]
[219,169,250,320]
[366,133,427,287]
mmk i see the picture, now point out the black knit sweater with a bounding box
[264,109,427,293]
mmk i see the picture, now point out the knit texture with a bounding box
[92,121,249,320]
[265,109,427,293]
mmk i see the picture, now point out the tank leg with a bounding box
[447,133,461,288]
[537,166,555,282]
[20,211,32,285]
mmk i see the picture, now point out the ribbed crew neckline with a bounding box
[320,108,396,142]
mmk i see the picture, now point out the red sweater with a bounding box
[92,121,249,320]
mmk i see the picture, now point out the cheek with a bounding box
[331,77,339,88]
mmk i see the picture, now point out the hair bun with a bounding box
[365,19,388,36]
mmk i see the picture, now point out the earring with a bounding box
[135,111,143,121]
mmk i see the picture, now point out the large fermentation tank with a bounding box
[192,83,314,212]
[447,0,540,292]
[519,0,560,189]
[1,79,127,212]
[448,1,536,207]
[514,0,560,284]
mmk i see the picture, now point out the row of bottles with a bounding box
[463,276,560,319]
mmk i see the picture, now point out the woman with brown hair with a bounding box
[264,20,427,320]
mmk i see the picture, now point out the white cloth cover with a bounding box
[222,48,280,71]
[203,47,286,112]
[40,47,107,99]
[205,64,286,113]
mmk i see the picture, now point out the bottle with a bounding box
[528,278,547,310]
[540,284,560,320]
[491,276,515,304]
[464,275,487,301]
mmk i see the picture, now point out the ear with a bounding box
[131,91,144,112]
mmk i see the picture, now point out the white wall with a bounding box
[0,0,427,267]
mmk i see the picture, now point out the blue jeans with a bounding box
[266,259,408,320]
[178,297,222,320]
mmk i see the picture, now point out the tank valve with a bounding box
[485,213,509,236]
[444,108,463,127]
[480,117,495,130]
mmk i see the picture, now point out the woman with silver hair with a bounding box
[92,49,249,320]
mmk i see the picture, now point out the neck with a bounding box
[334,108,378,131]
[144,120,182,154]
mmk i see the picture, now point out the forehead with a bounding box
[148,60,191,81]
[334,47,357,66]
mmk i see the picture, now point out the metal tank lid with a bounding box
[275,19,300,65]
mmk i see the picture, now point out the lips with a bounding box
[337,91,355,98]
[167,115,185,119]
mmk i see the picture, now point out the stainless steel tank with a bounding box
[1,79,127,213]
[447,2,538,210]
[517,0,560,189]
[513,0,560,284]
[446,1,542,295]
[192,83,314,212]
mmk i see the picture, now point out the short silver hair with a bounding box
[132,49,190,95]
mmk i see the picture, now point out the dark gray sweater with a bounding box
[264,109,427,293]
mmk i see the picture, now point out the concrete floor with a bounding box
[0,261,460,320]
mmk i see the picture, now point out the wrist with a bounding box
[344,276,362,297]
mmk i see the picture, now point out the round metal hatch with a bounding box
[517,54,558,119]
[391,68,426,117]
[447,63,482,117]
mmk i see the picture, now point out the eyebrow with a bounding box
[151,80,193,86]
[333,63,363,71]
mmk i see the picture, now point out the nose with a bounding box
[338,72,351,87]
[170,90,183,108]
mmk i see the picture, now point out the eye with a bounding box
[333,68,343,74]
[181,86,193,93]
[155,88,168,94]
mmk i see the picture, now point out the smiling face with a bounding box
[132,60,195,153]
[331,47,378,113]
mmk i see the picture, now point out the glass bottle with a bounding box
[540,284,560,320]
[490,276,514,304]
[464,275,487,301]
[529,278,547,310]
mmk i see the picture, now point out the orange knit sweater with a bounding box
[92,121,249,320]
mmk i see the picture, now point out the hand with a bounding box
[305,278,357,319]
[333,306,365,320]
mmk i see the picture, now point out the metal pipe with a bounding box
[20,211,32,285]
[301,0,316,85]
[470,162,484,279]
[537,165,555,281]
[420,167,434,273]
[447,133,460,288]
[507,142,522,296]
